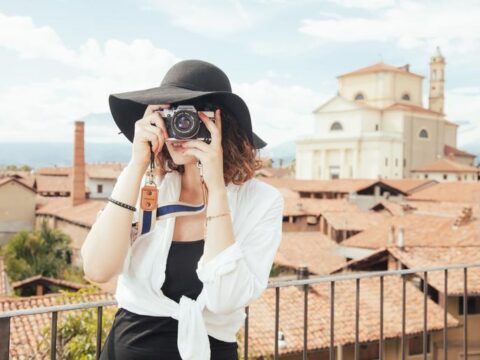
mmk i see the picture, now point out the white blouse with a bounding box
[89,168,284,360]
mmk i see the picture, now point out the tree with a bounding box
[0,220,81,295]
[38,287,117,360]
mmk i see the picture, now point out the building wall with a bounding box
[0,181,36,246]
[337,71,423,108]
[87,178,116,199]
[412,171,478,182]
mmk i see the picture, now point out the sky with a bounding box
[1,0,480,149]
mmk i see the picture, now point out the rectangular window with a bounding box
[459,296,480,315]
[408,334,430,355]
[97,184,103,193]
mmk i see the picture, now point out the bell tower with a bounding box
[428,46,445,114]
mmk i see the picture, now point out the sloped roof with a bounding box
[408,182,480,203]
[275,232,346,275]
[411,158,479,173]
[444,144,476,158]
[337,62,424,79]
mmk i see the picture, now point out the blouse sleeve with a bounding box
[195,189,284,315]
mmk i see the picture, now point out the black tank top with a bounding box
[100,239,238,360]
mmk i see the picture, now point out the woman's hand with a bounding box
[181,109,225,192]
[131,104,170,169]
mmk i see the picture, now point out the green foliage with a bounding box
[39,287,117,360]
[0,220,82,295]
[2,164,32,171]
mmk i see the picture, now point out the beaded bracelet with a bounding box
[107,197,137,212]
[206,212,230,222]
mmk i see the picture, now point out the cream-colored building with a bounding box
[296,47,474,180]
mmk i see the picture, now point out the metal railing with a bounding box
[1,262,479,360]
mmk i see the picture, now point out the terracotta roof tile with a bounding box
[389,247,480,295]
[275,232,346,275]
[444,144,476,158]
[240,276,458,357]
[384,102,442,116]
[337,62,424,79]
[411,158,479,173]
[36,198,106,227]
[408,182,480,203]
[341,213,480,249]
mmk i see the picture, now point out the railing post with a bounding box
[51,311,58,360]
[96,306,103,360]
[244,306,249,360]
[0,317,10,360]
[275,287,280,360]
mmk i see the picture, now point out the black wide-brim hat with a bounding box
[108,59,267,149]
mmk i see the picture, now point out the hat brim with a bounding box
[108,85,267,149]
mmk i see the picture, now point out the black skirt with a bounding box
[99,239,238,360]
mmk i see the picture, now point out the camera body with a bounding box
[158,105,215,141]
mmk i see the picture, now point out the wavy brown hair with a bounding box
[154,100,263,186]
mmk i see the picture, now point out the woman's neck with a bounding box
[181,161,204,195]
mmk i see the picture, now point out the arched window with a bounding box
[401,93,410,101]
[330,121,343,131]
[419,129,429,138]
[354,92,365,101]
[432,70,437,81]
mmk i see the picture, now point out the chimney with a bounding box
[296,264,309,290]
[453,206,473,227]
[72,121,86,206]
[387,224,395,246]
[396,226,405,250]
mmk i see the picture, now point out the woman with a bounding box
[81,59,284,360]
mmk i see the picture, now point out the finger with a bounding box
[181,139,210,152]
[198,111,221,147]
[138,128,161,151]
[149,112,169,139]
[144,103,170,116]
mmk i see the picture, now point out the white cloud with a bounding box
[0,12,180,142]
[234,79,328,146]
[0,11,316,147]
[299,1,480,56]
[142,0,257,37]
[0,12,74,61]
[326,0,395,9]
[445,87,480,150]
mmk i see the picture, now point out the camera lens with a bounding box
[177,114,193,131]
[172,111,200,139]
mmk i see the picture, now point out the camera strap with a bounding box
[136,151,208,236]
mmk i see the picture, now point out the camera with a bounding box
[157,105,215,142]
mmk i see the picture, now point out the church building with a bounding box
[296,47,475,180]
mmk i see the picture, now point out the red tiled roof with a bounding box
[341,212,480,249]
[408,182,480,203]
[36,163,126,180]
[36,197,106,228]
[384,102,443,116]
[444,144,476,158]
[11,275,88,291]
[389,246,480,295]
[337,62,424,79]
[240,276,457,357]
[0,177,36,193]
[380,179,437,194]
[411,158,479,173]
[275,232,346,275]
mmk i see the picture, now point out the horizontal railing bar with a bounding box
[2,262,480,319]
[0,299,117,318]
[267,262,480,288]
